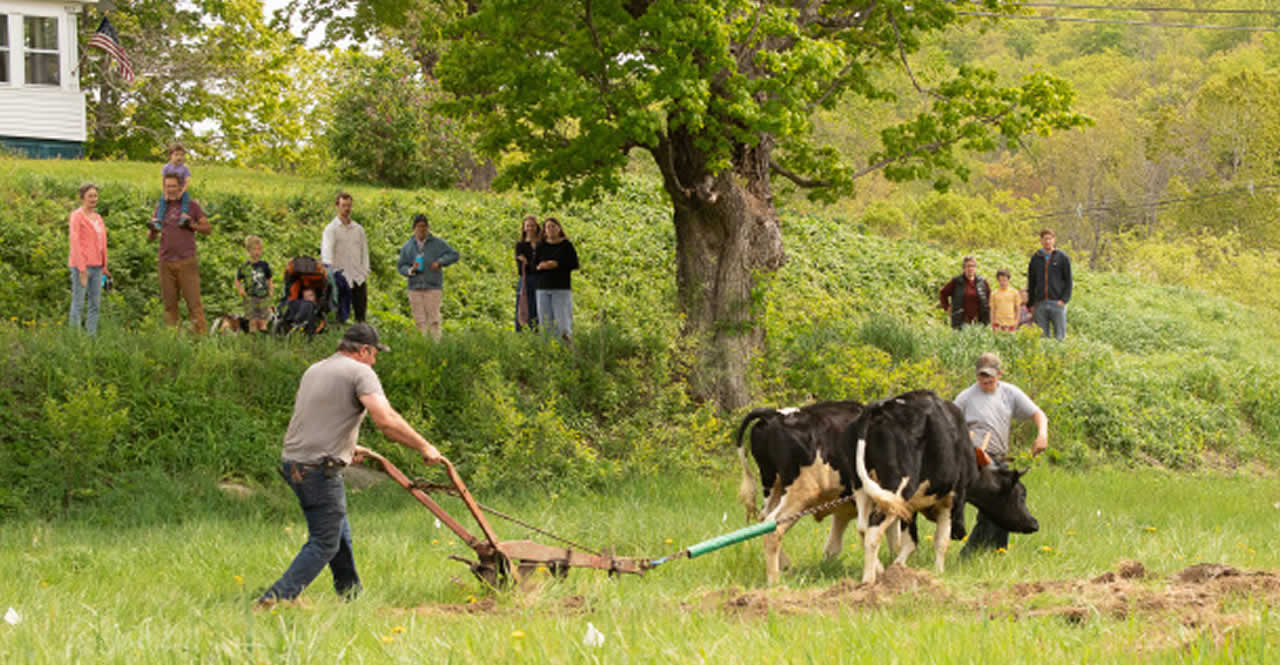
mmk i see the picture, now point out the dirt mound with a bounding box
[699,564,943,617]
[978,562,1280,652]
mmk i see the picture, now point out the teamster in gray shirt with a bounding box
[257,324,444,608]
[954,352,1048,555]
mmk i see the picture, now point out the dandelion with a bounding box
[382,636,394,643]
[663,538,674,545]
[996,547,1008,555]
[1040,546,1053,553]
[466,595,478,604]
[1143,526,1157,533]
[925,535,933,542]
[536,565,548,574]
[431,539,440,545]
[1249,548,1257,554]
[1066,530,1076,536]
[234,575,244,585]
[512,630,526,640]
[392,626,406,634]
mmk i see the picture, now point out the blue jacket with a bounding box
[397,235,460,290]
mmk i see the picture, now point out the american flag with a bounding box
[87,17,134,83]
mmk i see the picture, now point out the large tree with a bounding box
[434,1,1086,410]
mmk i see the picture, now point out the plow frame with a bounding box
[362,451,647,587]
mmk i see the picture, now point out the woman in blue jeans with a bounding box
[533,218,579,343]
[67,183,110,334]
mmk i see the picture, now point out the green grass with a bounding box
[2,469,1277,664]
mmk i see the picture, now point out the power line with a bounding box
[978,2,1280,15]
[958,11,1280,31]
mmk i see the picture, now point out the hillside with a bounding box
[2,157,1278,514]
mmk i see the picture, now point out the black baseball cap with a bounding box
[342,323,391,352]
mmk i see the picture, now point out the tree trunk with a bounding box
[654,135,785,411]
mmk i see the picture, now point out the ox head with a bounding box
[967,466,1039,534]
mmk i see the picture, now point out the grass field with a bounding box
[3,468,1277,664]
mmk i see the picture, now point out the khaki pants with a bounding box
[159,256,206,334]
[408,288,443,340]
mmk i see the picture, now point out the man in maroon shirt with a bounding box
[148,174,213,333]
[939,255,991,330]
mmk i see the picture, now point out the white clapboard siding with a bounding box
[0,87,87,141]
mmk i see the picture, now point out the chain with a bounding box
[775,493,858,526]
[410,480,604,557]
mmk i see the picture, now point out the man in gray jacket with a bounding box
[397,214,460,340]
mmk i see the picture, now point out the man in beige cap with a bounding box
[257,323,443,608]
[954,352,1048,555]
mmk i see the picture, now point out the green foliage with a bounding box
[4,158,1280,515]
[42,381,129,509]
[328,50,470,189]
[81,1,329,174]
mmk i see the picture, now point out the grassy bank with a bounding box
[1,469,1277,664]
[3,156,1280,515]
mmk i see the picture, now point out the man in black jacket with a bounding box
[1026,229,1072,340]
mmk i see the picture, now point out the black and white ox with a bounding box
[735,392,1039,585]
[851,390,1040,584]
[735,400,865,585]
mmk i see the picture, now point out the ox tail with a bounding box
[855,436,912,522]
[735,408,777,522]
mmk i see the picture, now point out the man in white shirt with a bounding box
[321,192,371,323]
[954,352,1048,555]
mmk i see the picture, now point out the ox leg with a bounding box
[861,515,897,585]
[933,505,952,574]
[823,505,856,561]
[891,519,916,566]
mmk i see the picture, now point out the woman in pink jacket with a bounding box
[68,183,109,334]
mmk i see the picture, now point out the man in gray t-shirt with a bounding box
[258,324,445,608]
[954,352,1048,554]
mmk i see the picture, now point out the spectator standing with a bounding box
[514,215,541,331]
[939,255,990,330]
[396,214,459,340]
[1027,229,1072,340]
[235,235,274,333]
[150,143,193,230]
[321,192,370,323]
[256,324,444,609]
[67,183,110,335]
[533,218,579,343]
[989,268,1023,332]
[955,352,1048,556]
[148,174,212,334]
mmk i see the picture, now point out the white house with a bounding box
[0,0,96,158]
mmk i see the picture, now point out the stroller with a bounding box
[273,256,336,337]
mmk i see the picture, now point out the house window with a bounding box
[0,15,9,84]
[24,16,59,86]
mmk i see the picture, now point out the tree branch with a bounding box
[888,9,946,101]
[770,160,832,188]
[583,0,618,119]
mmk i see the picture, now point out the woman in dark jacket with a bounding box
[514,215,541,331]
[533,217,579,343]
[939,255,990,329]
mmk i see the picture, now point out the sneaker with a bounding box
[148,219,162,232]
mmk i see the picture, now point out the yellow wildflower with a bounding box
[234,575,244,585]
[1040,546,1053,553]
[392,626,406,634]
[382,636,394,643]
[664,538,674,545]
[996,547,1008,555]
[512,630,526,639]
[1143,526,1157,532]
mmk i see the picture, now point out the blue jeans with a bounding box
[1034,301,1067,340]
[154,191,191,222]
[69,266,103,334]
[535,289,573,340]
[260,461,361,602]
